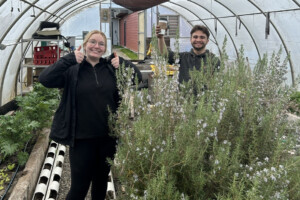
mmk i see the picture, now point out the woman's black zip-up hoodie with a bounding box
[38,52,142,147]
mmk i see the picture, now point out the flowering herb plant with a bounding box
[110,36,300,199]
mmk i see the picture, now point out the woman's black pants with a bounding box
[66,137,116,200]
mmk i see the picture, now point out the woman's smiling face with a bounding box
[84,33,106,61]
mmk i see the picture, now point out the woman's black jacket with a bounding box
[38,52,142,147]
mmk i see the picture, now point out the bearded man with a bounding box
[156,24,220,83]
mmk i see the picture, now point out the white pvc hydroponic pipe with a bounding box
[32,141,58,200]
[107,171,116,199]
[45,144,66,200]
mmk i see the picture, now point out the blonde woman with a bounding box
[39,30,142,199]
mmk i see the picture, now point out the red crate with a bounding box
[34,58,58,65]
[33,45,61,65]
[34,45,59,53]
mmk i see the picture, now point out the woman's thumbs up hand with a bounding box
[74,45,84,63]
[111,51,119,69]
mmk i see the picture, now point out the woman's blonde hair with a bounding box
[82,30,107,53]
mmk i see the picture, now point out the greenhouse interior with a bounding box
[0,0,300,199]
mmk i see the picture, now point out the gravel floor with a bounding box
[56,145,70,200]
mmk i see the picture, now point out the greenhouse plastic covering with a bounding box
[0,0,299,106]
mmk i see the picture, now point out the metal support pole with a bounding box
[20,40,23,96]
[110,0,112,51]
[100,2,102,31]
[156,5,159,24]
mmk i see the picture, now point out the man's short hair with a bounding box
[190,25,210,39]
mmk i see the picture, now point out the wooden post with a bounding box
[26,67,32,86]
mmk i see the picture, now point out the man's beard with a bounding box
[192,42,206,52]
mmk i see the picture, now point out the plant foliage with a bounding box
[111,37,300,199]
[0,83,59,165]
[289,91,300,115]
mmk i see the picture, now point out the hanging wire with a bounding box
[214,18,217,34]
[11,0,13,12]
[265,12,270,39]
[18,0,20,12]
[235,15,242,36]
[235,16,238,36]
[30,6,35,17]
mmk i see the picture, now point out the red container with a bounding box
[33,45,61,65]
